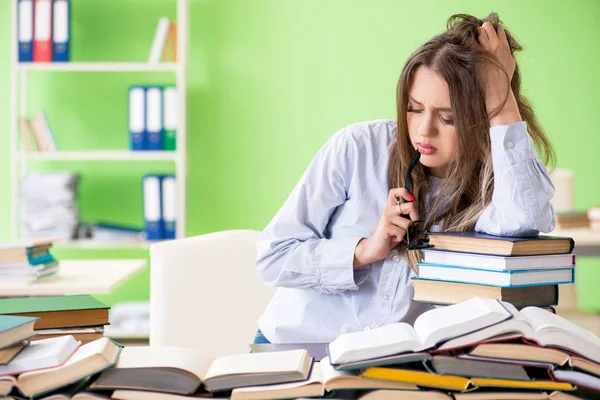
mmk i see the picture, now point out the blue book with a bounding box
[129,86,147,150]
[18,0,34,62]
[416,262,575,288]
[425,231,575,256]
[0,315,38,350]
[52,0,70,62]
[143,174,164,240]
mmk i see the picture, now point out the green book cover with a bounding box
[0,315,38,333]
[0,295,109,315]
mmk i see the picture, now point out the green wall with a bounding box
[0,1,599,309]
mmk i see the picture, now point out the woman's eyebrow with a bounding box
[408,95,452,112]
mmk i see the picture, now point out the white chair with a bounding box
[149,230,276,357]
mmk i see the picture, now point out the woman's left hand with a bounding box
[478,21,521,126]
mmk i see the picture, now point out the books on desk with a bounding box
[412,231,575,310]
[0,238,60,284]
[2,297,600,399]
[0,295,110,344]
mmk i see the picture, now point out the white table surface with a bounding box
[0,259,147,296]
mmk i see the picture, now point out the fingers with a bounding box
[496,22,507,44]
[384,219,410,243]
[387,188,414,206]
[480,22,497,49]
[398,201,420,221]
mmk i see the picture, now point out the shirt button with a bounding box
[382,294,389,301]
[392,255,401,262]
[364,326,371,331]
[505,140,514,149]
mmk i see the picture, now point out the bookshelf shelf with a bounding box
[20,151,180,161]
[16,62,178,73]
[10,0,189,243]
[54,239,153,250]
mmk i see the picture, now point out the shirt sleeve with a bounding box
[256,128,368,294]
[475,121,556,237]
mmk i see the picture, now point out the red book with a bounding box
[33,0,52,62]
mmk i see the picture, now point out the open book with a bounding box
[90,346,312,393]
[15,337,121,398]
[328,297,511,365]
[436,303,600,365]
[230,356,418,400]
[0,335,80,375]
[463,343,600,377]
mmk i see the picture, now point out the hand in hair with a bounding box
[353,188,418,269]
[477,20,522,125]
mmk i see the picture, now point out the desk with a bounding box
[552,228,600,257]
[0,259,146,296]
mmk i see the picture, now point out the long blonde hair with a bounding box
[388,13,556,270]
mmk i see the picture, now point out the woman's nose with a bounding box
[417,113,436,137]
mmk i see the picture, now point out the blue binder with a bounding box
[145,86,163,150]
[129,86,147,150]
[18,0,34,62]
[52,0,70,62]
[161,175,176,239]
[143,174,164,240]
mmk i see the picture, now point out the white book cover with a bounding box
[148,18,170,63]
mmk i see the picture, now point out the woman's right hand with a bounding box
[353,188,419,269]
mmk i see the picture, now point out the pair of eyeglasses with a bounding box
[401,149,433,251]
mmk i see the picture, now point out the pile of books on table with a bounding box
[0,238,60,285]
[1,296,599,399]
[412,231,576,311]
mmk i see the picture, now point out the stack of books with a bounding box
[0,295,110,344]
[411,232,576,310]
[4,297,600,399]
[0,238,59,284]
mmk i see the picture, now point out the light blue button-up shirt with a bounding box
[256,119,556,343]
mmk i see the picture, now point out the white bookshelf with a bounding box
[20,151,180,161]
[10,0,189,246]
[16,62,178,72]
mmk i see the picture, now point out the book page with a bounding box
[114,347,213,381]
[204,349,309,380]
[327,323,421,365]
[415,297,511,348]
[521,307,600,363]
[230,362,324,398]
[319,356,353,384]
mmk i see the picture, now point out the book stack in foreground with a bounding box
[0,238,59,284]
[0,295,110,344]
[412,232,576,310]
[2,297,600,399]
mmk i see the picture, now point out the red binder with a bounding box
[33,0,52,62]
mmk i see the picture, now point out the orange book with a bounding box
[162,21,178,62]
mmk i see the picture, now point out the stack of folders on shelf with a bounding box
[18,0,71,63]
[0,238,59,284]
[129,86,178,151]
[3,297,600,399]
[143,174,176,241]
[412,231,576,311]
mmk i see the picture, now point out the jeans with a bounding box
[253,329,271,344]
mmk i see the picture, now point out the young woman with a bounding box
[254,13,556,344]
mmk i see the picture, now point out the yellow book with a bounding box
[361,367,574,392]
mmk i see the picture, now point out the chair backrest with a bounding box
[149,229,275,357]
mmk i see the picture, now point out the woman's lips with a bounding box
[417,143,437,155]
